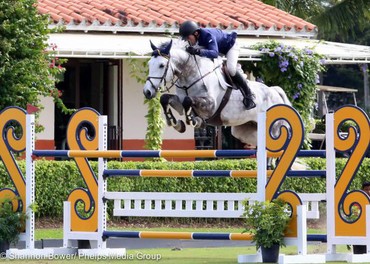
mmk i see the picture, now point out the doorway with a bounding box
[55,58,122,150]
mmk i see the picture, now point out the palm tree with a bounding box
[262,0,370,41]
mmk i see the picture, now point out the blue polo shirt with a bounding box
[197,28,237,58]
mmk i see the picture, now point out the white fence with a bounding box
[105,192,326,219]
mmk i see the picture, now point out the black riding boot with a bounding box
[232,71,256,110]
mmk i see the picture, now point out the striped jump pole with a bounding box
[102,231,253,241]
[32,149,326,159]
[102,230,327,242]
[102,169,326,178]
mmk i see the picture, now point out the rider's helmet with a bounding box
[179,20,199,40]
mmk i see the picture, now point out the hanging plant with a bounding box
[128,58,164,151]
[244,40,326,148]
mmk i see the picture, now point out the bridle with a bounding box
[146,50,177,93]
[146,48,220,94]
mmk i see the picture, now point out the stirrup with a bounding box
[243,98,256,110]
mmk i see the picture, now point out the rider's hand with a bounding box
[186,46,200,55]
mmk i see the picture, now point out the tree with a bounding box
[0,0,66,112]
[262,0,370,41]
[262,0,323,19]
[313,0,370,41]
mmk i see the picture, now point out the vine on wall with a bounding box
[128,58,164,150]
[244,41,326,147]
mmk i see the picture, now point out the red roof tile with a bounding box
[37,0,317,36]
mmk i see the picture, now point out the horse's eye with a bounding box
[159,63,165,68]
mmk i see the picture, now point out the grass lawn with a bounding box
[8,223,356,264]
[1,246,360,264]
[35,227,326,240]
[18,227,358,264]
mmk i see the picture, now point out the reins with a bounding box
[147,44,234,127]
[175,62,221,93]
[147,48,221,94]
[175,54,221,95]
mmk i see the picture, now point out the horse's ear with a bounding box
[163,40,173,55]
[150,40,157,51]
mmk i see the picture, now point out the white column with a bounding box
[326,113,336,254]
[257,111,267,202]
[97,115,108,249]
[25,114,35,249]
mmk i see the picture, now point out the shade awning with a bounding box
[238,37,370,64]
[48,33,370,64]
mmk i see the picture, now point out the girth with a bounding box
[205,65,235,126]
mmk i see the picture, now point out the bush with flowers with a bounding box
[244,41,326,147]
[0,0,72,118]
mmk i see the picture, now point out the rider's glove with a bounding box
[186,46,201,55]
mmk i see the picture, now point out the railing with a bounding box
[105,192,326,219]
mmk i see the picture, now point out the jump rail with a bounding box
[33,149,326,158]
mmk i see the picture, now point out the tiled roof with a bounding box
[37,0,317,37]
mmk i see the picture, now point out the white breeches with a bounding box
[226,41,240,76]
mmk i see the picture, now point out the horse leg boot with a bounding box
[232,71,256,110]
[160,94,186,133]
[183,96,203,127]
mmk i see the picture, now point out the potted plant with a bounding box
[242,199,291,263]
[0,197,28,255]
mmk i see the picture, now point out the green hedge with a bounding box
[313,119,357,134]
[0,158,369,217]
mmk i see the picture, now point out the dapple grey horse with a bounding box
[143,39,291,148]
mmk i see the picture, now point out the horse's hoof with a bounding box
[166,118,174,126]
[174,120,186,133]
[185,117,192,125]
[167,117,177,126]
[191,117,203,128]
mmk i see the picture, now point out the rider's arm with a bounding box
[198,31,219,59]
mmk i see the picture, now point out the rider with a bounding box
[179,20,256,110]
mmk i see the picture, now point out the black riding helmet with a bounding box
[179,20,199,40]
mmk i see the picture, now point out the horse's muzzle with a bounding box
[143,89,155,100]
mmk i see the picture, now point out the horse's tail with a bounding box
[271,86,292,106]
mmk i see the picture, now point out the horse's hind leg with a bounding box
[183,96,203,128]
[160,94,186,133]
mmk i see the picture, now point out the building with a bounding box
[35,0,370,151]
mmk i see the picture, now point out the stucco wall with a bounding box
[121,60,194,140]
[37,96,55,140]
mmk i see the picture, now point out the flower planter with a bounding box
[0,241,10,255]
[261,243,280,263]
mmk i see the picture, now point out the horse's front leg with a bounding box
[182,96,204,128]
[160,94,186,133]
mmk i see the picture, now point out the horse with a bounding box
[143,39,292,149]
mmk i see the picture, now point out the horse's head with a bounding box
[143,40,175,99]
